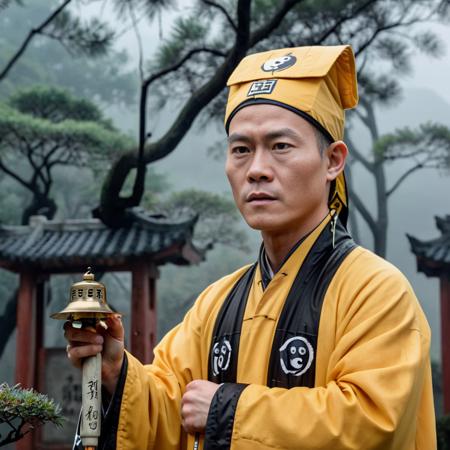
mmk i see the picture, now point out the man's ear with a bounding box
[325,140,348,181]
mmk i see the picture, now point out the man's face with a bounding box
[226,104,334,238]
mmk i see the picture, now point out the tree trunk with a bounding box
[21,193,57,225]
[365,102,388,258]
[345,164,362,244]
[373,159,388,257]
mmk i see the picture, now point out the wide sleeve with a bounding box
[222,255,435,450]
[114,283,214,450]
[113,267,250,450]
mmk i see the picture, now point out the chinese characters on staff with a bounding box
[84,378,99,430]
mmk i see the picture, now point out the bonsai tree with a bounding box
[0,383,62,446]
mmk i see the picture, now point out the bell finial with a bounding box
[49,267,120,321]
[84,267,95,281]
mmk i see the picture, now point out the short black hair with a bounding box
[314,128,333,156]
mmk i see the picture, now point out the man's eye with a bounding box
[231,146,250,154]
[273,143,291,150]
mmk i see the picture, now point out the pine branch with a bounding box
[128,2,145,82]
[249,0,305,47]
[132,45,228,206]
[107,0,252,214]
[386,163,424,197]
[313,0,379,45]
[0,0,73,81]
[0,157,33,190]
[201,0,237,30]
[353,10,436,58]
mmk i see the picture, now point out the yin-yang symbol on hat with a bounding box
[261,54,297,72]
[212,337,232,377]
[279,336,314,376]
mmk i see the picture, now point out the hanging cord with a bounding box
[330,210,339,249]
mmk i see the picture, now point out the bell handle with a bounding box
[80,352,102,449]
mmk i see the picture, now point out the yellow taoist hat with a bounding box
[224,45,359,227]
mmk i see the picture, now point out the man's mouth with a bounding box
[246,192,277,203]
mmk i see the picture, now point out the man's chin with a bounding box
[244,217,281,232]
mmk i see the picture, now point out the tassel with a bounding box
[331,211,338,249]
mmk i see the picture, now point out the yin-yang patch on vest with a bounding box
[212,337,232,377]
[279,335,314,376]
[261,53,297,72]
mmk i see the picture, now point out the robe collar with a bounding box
[257,212,335,290]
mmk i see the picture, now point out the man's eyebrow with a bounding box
[265,128,302,141]
[228,133,251,145]
[228,128,303,145]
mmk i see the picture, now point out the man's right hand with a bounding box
[63,314,125,395]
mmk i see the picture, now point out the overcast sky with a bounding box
[403,23,450,104]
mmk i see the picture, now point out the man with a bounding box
[65,45,436,449]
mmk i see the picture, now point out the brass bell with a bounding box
[51,267,116,321]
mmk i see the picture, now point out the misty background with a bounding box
[0,0,449,415]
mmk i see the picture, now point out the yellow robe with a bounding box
[115,217,436,449]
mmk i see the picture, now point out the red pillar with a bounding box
[15,272,40,450]
[131,263,158,363]
[15,272,37,388]
[441,275,450,414]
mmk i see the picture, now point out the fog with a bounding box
[98,7,450,359]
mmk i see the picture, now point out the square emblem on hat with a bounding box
[247,79,277,97]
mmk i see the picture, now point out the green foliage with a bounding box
[152,0,446,125]
[45,11,114,57]
[0,87,133,166]
[374,123,450,168]
[154,16,209,68]
[0,0,136,106]
[111,0,175,20]
[0,98,131,165]
[375,37,412,74]
[413,30,444,57]
[357,73,402,107]
[8,85,110,126]
[437,416,450,450]
[0,383,62,446]
[0,86,134,223]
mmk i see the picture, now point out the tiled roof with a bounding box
[407,215,450,277]
[0,209,203,273]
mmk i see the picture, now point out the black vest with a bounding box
[208,220,356,388]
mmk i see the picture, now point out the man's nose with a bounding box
[246,149,273,182]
